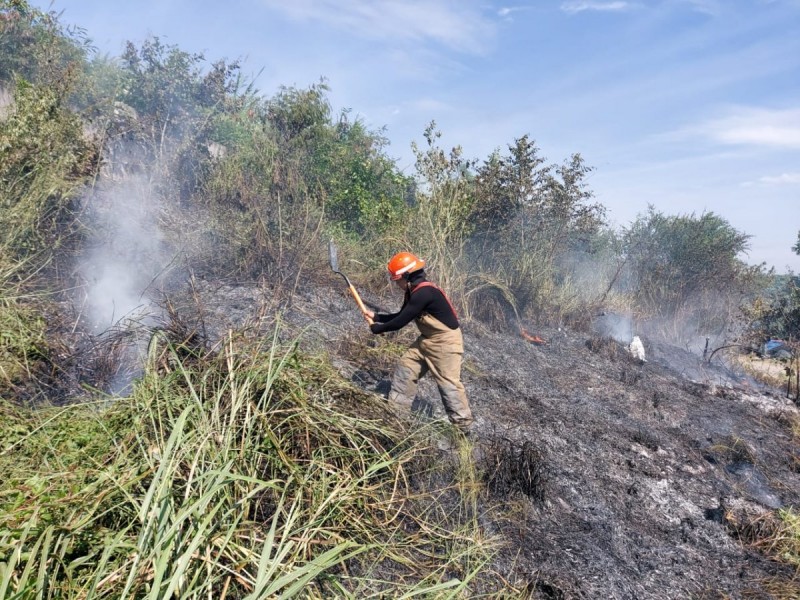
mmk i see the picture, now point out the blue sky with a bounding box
[34,0,800,272]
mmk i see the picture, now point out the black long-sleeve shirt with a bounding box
[371,278,459,334]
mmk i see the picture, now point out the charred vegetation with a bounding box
[1,3,799,597]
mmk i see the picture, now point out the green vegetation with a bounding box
[1,0,791,335]
[0,79,97,258]
[744,276,800,344]
[1,0,798,596]
[467,134,605,323]
[0,331,505,597]
[728,502,800,598]
[0,280,47,389]
[0,0,90,89]
[622,207,767,342]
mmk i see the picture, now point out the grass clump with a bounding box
[734,352,796,389]
[0,255,62,401]
[726,507,800,599]
[0,294,48,390]
[704,435,757,466]
[761,509,800,571]
[0,326,513,598]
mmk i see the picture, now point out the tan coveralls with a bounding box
[389,310,474,432]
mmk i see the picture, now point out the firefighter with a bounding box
[366,252,474,434]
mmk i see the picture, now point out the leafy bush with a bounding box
[113,38,248,199]
[0,0,90,88]
[268,83,410,239]
[324,116,411,238]
[467,135,605,323]
[197,83,411,281]
[622,208,764,341]
[742,275,800,344]
[0,78,97,259]
[118,37,229,143]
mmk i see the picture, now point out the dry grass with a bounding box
[703,434,757,466]
[725,507,800,599]
[482,434,548,502]
[734,353,795,388]
[0,323,521,598]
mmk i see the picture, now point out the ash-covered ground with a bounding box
[168,277,800,599]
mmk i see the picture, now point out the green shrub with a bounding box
[399,122,476,310]
[623,208,765,340]
[0,78,97,259]
[0,0,90,89]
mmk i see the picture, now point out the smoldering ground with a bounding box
[160,273,799,599]
[73,158,186,393]
[46,92,796,596]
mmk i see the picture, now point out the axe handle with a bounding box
[349,285,374,325]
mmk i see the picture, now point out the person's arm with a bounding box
[372,311,399,323]
[370,292,428,334]
[365,302,403,323]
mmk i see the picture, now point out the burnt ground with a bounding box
[163,276,800,599]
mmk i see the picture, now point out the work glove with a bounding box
[369,323,383,334]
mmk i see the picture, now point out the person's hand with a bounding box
[369,322,382,334]
[365,310,375,320]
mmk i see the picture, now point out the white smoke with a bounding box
[594,311,633,343]
[78,174,168,333]
[75,161,182,395]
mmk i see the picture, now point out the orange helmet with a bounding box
[387,252,425,280]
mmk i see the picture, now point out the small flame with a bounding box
[520,328,546,345]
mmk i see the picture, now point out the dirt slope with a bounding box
[181,277,800,599]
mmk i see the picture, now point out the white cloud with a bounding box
[758,172,800,185]
[560,0,724,16]
[258,0,494,53]
[497,6,531,19]
[409,97,452,112]
[677,0,722,16]
[707,108,800,148]
[560,1,633,14]
[676,107,800,149]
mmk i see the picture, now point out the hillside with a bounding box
[169,274,800,598]
[2,4,799,595]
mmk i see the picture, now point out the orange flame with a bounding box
[520,328,547,345]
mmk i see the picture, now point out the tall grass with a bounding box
[0,326,514,598]
[0,254,52,398]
